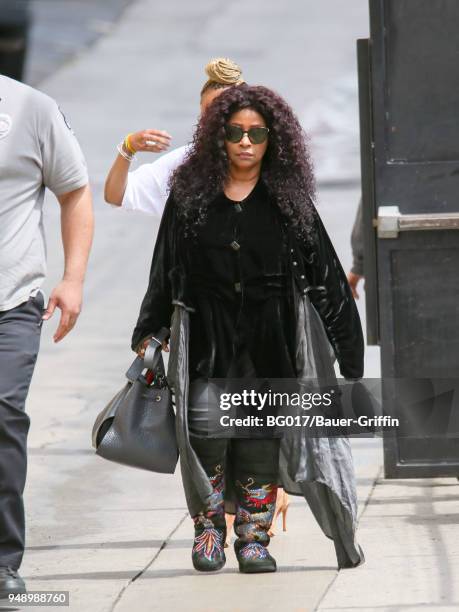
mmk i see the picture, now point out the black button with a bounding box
[234,203,242,213]
[230,241,241,251]
[235,282,242,293]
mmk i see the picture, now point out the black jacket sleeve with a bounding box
[300,203,364,379]
[131,192,178,352]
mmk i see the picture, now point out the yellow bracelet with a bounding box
[124,133,136,155]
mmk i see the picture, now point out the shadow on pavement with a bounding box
[25,565,337,581]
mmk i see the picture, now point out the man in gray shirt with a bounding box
[0,74,93,597]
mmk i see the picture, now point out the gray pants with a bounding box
[0,293,43,570]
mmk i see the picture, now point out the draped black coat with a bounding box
[132,181,365,568]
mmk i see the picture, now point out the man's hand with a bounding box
[48,184,93,343]
[42,279,83,343]
[347,272,364,299]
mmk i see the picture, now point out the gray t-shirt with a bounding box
[0,75,88,311]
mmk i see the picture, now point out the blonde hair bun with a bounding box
[201,57,245,95]
[205,57,244,85]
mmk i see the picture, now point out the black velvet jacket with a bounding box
[132,181,364,380]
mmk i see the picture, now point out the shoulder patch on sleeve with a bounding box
[58,106,74,132]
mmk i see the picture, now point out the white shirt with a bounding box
[0,76,88,311]
[121,145,189,216]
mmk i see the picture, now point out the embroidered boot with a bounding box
[191,464,226,572]
[234,477,278,573]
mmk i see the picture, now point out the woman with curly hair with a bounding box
[132,84,365,574]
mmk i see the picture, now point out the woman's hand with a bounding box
[136,336,169,358]
[128,129,172,154]
[104,129,172,206]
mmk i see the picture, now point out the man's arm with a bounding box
[347,199,364,299]
[42,184,94,342]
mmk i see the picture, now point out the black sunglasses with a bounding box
[224,124,270,144]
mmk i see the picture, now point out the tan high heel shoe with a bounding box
[268,488,290,537]
[224,513,235,547]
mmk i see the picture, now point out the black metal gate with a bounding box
[359,0,459,477]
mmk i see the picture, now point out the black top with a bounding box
[184,178,297,380]
[132,179,365,380]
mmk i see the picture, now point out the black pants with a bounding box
[190,436,280,499]
[0,294,43,570]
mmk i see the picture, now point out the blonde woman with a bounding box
[104,58,245,215]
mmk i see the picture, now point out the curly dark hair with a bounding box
[169,84,317,240]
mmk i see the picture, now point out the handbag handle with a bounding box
[125,327,170,382]
[143,327,169,370]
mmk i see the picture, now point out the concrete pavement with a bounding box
[317,475,459,612]
[26,0,134,86]
[3,0,459,610]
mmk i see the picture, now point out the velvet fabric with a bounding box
[132,179,363,380]
[132,180,365,568]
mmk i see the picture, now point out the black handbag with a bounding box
[92,328,178,473]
